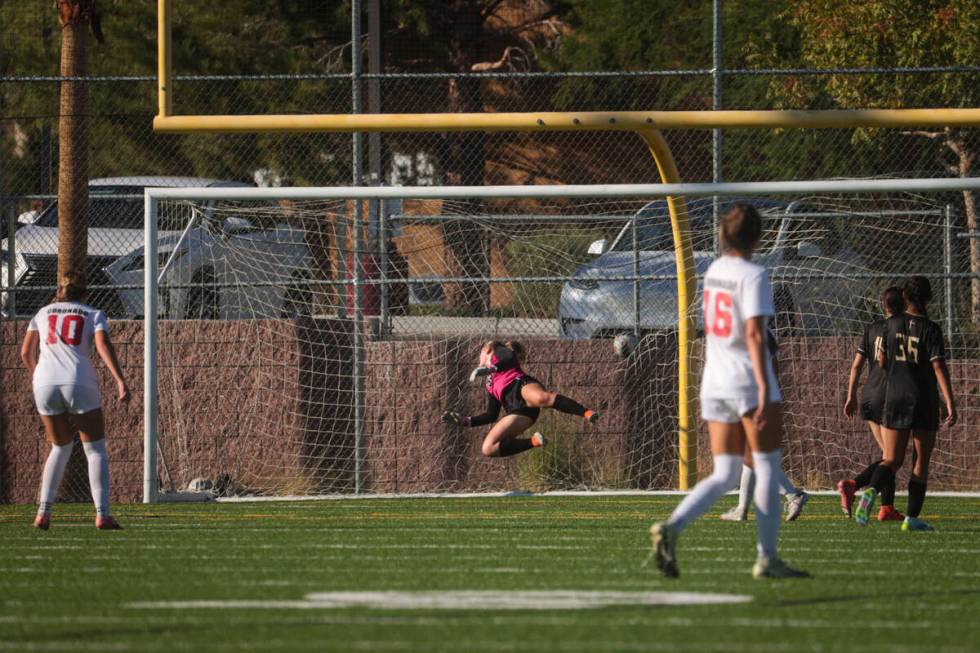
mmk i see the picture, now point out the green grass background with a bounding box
[1,496,979,652]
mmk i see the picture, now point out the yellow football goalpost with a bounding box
[153,0,980,490]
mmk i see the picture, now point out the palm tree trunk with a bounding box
[56,1,92,282]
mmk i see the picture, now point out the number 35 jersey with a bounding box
[882,312,945,425]
[27,302,109,389]
[700,255,781,402]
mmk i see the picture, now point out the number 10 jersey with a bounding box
[27,301,109,389]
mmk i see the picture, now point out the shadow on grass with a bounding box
[777,586,980,607]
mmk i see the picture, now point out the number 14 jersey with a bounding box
[27,302,108,388]
[700,255,781,402]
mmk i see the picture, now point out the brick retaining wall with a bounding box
[2,320,978,503]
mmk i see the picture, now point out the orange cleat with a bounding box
[530,432,548,448]
[583,410,600,425]
[95,515,123,530]
[837,479,857,517]
[33,513,50,530]
[878,505,905,522]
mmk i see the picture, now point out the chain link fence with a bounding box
[5,68,980,318]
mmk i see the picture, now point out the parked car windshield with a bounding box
[35,187,144,229]
[610,199,791,253]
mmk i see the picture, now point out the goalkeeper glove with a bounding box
[441,411,466,427]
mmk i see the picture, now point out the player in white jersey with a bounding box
[650,203,808,579]
[20,274,130,530]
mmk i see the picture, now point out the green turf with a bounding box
[2,495,979,652]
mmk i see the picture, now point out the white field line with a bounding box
[213,489,980,502]
[126,590,752,611]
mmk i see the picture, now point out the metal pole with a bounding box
[712,0,723,255]
[6,206,16,317]
[945,204,955,348]
[379,198,389,338]
[632,214,640,336]
[143,192,159,503]
[367,0,382,183]
[352,0,365,494]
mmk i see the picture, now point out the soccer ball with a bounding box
[613,333,638,359]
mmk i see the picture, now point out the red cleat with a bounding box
[33,513,50,530]
[878,505,905,522]
[837,479,857,517]
[95,515,123,530]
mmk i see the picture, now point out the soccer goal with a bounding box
[141,179,980,503]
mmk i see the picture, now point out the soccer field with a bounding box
[2,495,979,652]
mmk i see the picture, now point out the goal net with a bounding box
[142,182,980,500]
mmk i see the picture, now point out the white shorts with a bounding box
[700,396,759,424]
[33,384,102,416]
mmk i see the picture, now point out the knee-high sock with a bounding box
[752,450,783,561]
[498,438,535,458]
[736,464,755,512]
[869,464,895,496]
[666,454,741,532]
[777,467,798,496]
[907,477,927,518]
[853,460,881,489]
[38,442,74,515]
[552,395,587,417]
[82,439,110,517]
[880,474,897,507]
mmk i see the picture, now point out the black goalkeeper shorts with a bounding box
[502,376,541,422]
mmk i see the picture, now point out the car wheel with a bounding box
[186,267,217,319]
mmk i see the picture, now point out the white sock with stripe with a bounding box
[38,442,74,515]
[82,439,111,517]
[752,449,783,560]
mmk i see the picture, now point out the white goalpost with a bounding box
[142,178,980,503]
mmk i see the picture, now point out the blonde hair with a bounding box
[55,272,87,303]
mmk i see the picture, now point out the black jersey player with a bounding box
[840,286,905,521]
[853,277,957,531]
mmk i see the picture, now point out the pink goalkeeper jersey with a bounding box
[484,349,526,402]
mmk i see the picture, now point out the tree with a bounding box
[55,0,103,283]
[775,0,980,324]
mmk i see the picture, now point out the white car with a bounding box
[558,198,868,338]
[1,177,314,319]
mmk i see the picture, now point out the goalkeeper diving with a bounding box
[442,340,598,458]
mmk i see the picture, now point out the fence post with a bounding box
[632,214,640,336]
[351,0,365,494]
[6,204,15,317]
[711,0,723,255]
[945,204,955,348]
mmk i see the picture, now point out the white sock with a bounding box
[752,449,782,560]
[777,467,798,495]
[82,439,111,517]
[38,442,74,515]
[736,464,755,512]
[667,454,741,532]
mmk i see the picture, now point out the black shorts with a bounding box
[883,394,939,432]
[502,376,541,422]
[859,399,881,424]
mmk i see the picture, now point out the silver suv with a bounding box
[558,198,866,339]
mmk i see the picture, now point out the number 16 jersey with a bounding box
[27,302,108,389]
[700,255,782,402]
